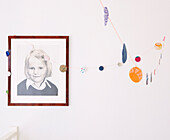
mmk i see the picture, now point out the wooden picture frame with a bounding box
[8,36,69,106]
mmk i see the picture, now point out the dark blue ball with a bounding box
[99,66,104,71]
[6,51,10,56]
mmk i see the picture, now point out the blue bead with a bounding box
[99,66,104,71]
[6,51,10,56]
[122,43,127,63]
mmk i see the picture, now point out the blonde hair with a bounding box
[24,49,52,78]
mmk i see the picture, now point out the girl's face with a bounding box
[28,57,47,84]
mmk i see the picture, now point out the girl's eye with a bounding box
[39,67,43,69]
[29,67,35,70]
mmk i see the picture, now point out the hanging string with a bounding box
[99,0,104,8]
[109,18,123,44]
[99,0,123,44]
[140,47,155,56]
[127,51,137,66]
[143,36,166,77]
[99,0,137,66]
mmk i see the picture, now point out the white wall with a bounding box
[0,0,170,139]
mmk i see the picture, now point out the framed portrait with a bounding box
[8,36,69,106]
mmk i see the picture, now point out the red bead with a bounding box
[135,56,141,62]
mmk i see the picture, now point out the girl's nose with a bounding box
[33,68,38,75]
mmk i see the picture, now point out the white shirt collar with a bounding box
[26,79,51,90]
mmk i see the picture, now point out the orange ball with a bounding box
[129,67,142,83]
[154,42,162,50]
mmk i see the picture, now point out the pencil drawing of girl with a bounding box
[17,49,58,96]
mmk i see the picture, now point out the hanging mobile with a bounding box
[99,66,104,71]
[81,67,87,73]
[150,73,152,83]
[104,7,109,26]
[6,51,10,56]
[146,73,149,85]
[122,43,127,63]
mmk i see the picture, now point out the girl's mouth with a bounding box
[32,75,41,78]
